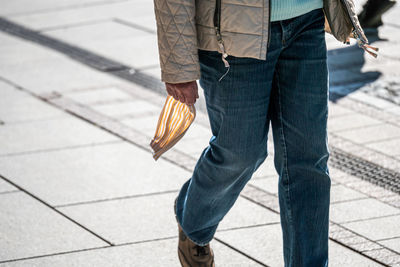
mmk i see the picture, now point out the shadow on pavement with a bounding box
[328,29,384,102]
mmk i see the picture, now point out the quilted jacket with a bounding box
[153,0,378,83]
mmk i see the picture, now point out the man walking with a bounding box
[152,0,372,265]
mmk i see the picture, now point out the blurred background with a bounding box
[0,0,399,266]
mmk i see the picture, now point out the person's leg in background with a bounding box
[358,0,397,28]
[268,8,331,267]
[174,21,284,249]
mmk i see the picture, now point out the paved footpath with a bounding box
[0,0,400,266]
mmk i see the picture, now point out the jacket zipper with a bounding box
[214,0,230,81]
[339,0,379,57]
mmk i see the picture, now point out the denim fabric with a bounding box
[175,7,331,267]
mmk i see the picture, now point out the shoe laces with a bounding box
[193,244,209,257]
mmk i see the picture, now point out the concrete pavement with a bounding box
[1,0,400,266]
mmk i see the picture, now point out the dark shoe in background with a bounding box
[358,0,396,28]
[174,197,215,267]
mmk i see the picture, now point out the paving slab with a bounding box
[365,138,400,157]
[327,113,382,132]
[0,178,17,193]
[90,100,160,119]
[174,135,212,158]
[64,87,133,105]
[46,20,159,68]
[349,89,400,110]
[215,224,383,266]
[0,0,122,16]
[343,215,400,241]
[0,238,262,267]
[46,20,144,41]
[121,115,161,135]
[335,123,400,144]
[6,0,153,30]
[252,158,277,178]
[178,122,212,141]
[0,58,121,95]
[330,198,400,223]
[0,33,63,65]
[0,192,107,262]
[0,142,190,206]
[378,238,400,254]
[249,176,278,195]
[0,116,118,156]
[327,103,353,118]
[59,192,280,245]
[0,83,64,124]
[330,184,368,203]
[116,14,157,33]
[0,36,121,95]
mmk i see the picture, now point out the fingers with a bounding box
[165,81,198,106]
[166,83,178,101]
[175,89,186,104]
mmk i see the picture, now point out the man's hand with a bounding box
[165,81,199,105]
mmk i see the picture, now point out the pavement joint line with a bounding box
[0,73,197,173]
[2,76,399,265]
[1,0,130,18]
[2,87,398,264]
[375,236,400,242]
[0,235,182,265]
[330,122,385,133]
[47,95,197,172]
[54,189,180,208]
[0,174,115,247]
[0,18,400,192]
[0,115,67,126]
[0,190,20,195]
[242,185,400,265]
[0,17,131,72]
[0,140,123,158]
[214,237,270,267]
[112,18,156,35]
[328,238,389,267]
[328,134,399,165]
[58,83,125,93]
[364,136,400,145]
[333,94,400,127]
[135,64,162,71]
[216,222,281,233]
[0,245,111,265]
[73,98,141,107]
[330,212,400,225]
[337,184,400,210]
[330,196,370,204]
[1,15,400,264]
[37,18,112,33]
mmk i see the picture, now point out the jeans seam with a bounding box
[275,68,295,264]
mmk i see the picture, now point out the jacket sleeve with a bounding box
[153,0,201,83]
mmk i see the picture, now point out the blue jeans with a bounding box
[175,8,331,267]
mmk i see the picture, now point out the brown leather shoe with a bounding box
[174,197,215,267]
[177,223,215,267]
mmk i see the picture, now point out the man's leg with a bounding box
[269,8,331,267]
[175,27,283,247]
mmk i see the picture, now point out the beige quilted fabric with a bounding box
[153,0,375,84]
[153,0,201,83]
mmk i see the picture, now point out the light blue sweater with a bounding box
[270,0,324,22]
